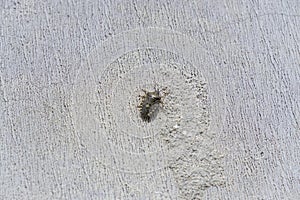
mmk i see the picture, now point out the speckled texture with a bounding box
[1,0,300,199]
[73,41,224,198]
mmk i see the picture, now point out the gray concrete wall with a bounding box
[1,1,299,199]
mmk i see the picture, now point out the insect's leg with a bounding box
[161,87,169,96]
[153,81,159,91]
[138,89,147,99]
[142,89,147,93]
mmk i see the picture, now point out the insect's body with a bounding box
[138,88,167,122]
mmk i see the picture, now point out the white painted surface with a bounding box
[1,1,299,199]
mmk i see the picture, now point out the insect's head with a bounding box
[150,90,162,102]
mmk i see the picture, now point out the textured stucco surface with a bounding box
[1,0,300,199]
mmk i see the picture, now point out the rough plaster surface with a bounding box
[72,29,225,198]
[1,0,300,199]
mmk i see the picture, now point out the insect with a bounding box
[138,87,168,122]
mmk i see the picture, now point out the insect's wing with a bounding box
[147,103,160,119]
